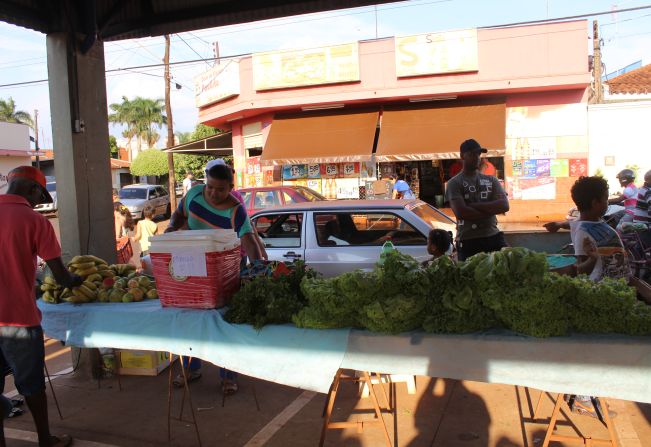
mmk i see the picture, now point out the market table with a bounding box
[38,300,651,403]
[39,300,651,447]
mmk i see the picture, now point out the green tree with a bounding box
[130,149,169,177]
[175,131,192,144]
[0,97,33,127]
[109,135,119,158]
[191,124,219,140]
[173,154,215,179]
[108,96,166,150]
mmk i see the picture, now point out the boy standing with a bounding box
[133,205,158,257]
[568,176,629,419]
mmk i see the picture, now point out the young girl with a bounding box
[133,205,158,256]
[113,201,134,239]
[422,229,452,267]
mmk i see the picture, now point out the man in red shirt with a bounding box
[0,166,81,447]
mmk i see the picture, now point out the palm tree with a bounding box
[0,97,33,127]
[108,96,166,152]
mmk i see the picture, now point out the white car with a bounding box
[251,199,455,277]
[34,181,57,214]
[118,184,171,220]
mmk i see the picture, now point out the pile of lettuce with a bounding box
[227,249,651,337]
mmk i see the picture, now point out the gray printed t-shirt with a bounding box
[445,172,505,241]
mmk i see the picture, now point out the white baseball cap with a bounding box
[204,158,227,176]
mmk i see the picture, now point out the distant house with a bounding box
[32,154,133,190]
[1,122,35,192]
[605,63,651,101]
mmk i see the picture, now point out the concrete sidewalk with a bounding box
[4,350,650,447]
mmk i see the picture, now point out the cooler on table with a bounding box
[149,229,241,309]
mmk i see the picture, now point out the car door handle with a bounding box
[283,251,302,259]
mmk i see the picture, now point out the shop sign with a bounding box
[550,159,569,177]
[536,159,550,177]
[307,164,321,179]
[395,29,478,78]
[511,161,523,177]
[341,162,360,178]
[252,43,360,90]
[522,160,537,178]
[307,179,322,193]
[569,159,588,177]
[194,60,240,107]
[246,157,262,176]
[508,177,556,201]
[321,163,339,178]
[282,164,308,180]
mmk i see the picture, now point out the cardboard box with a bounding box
[116,350,172,376]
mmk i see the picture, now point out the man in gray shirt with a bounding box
[445,139,510,260]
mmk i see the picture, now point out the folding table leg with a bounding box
[533,389,545,420]
[373,372,391,411]
[319,369,343,447]
[542,393,563,447]
[167,354,202,447]
[362,371,392,447]
[599,398,619,447]
[43,363,63,420]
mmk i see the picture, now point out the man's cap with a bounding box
[7,166,53,204]
[205,158,235,175]
[460,139,488,155]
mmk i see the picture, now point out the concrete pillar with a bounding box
[46,33,116,263]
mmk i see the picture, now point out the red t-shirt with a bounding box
[0,194,61,326]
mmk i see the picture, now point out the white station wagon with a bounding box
[251,199,455,277]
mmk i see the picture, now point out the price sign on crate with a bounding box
[170,249,208,277]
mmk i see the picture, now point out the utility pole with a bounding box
[164,35,177,211]
[34,109,40,170]
[593,20,603,104]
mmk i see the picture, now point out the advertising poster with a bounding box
[569,159,588,177]
[341,162,360,178]
[361,161,376,178]
[509,178,556,200]
[307,179,322,194]
[282,164,307,180]
[264,168,274,186]
[323,178,338,199]
[536,159,550,177]
[512,160,523,177]
[550,159,569,177]
[321,163,339,178]
[335,178,360,199]
[523,160,537,178]
[307,164,321,179]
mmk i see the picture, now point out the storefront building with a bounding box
[196,20,591,222]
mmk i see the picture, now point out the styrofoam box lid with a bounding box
[149,229,240,253]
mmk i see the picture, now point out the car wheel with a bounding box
[164,203,171,219]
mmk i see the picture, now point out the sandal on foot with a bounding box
[172,371,201,388]
[222,379,238,395]
[7,407,24,418]
[49,434,72,447]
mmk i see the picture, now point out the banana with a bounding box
[66,294,88,304]
[82,281,97,291]
[44,276,57,286]
[42,291,55,303]
[86,273,103,282]
[70,261,96,270]
[75,285,95,299]
[40,284,58,292]
[96,264,110,271]
[76,266,99,277]
[53,289,61,299]
[99,270,115,278]
[88,255,108,265]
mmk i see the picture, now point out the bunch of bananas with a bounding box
[40,255,158,304]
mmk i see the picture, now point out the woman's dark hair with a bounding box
[428,228,451,253]
[571,176,609,212]
[397,174,406,181]
[207,164,234,183]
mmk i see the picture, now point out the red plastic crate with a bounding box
[150,246,240,309]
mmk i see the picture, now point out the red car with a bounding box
[238,186,326,214]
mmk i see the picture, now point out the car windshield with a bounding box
[46,183,56,192]
[410,202,455,228]
[296,187,326,201]
[119,188,147,200]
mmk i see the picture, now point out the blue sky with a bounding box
[1,0,650,149]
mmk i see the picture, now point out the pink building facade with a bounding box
[197,20,591,221]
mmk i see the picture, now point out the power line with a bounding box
[4,3,651,89]
[175,34,211,68]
